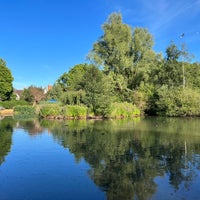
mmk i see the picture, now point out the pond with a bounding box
[0,117,200,200]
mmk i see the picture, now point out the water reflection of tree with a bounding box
[42,118,200,199]
[45,120,158,199]
[143,117,200,191]
[155,141,200,191]
[17,119,44,136]
[0,117,15,165]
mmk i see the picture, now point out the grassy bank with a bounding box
[0,102,141,120]
[38,103,140,119]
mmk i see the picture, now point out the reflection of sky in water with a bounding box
[0,129,105,200]
[154,171,200,200]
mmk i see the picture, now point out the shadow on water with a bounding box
[2,117,200,199]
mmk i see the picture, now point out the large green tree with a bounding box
[52,64,89,105]
[129,27,156,89]
[50,64,114,114]
[56,63,88,92]
[88,13,134,101]
[157,42,182,87]
[83,65,114,115]
[88,12,133,76]
[0,59,13,101]
[88,13,157,92]
[166,42,181,61]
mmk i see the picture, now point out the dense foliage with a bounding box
[63,105,87,119]
[109,102,140,118]
[14,105,36,119]
[47,64,116,116]
[0,59,13,101]
[39,104,62,118]
[38,104,88,119]
[0,100,29,109]
[47,12,200,117]
[154,87,200,116]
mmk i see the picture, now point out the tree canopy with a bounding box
[88,13,133,76]
[0,59,13,101]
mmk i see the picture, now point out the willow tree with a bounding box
[0,59,13,101]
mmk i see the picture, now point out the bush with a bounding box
[14,105,36,118]
[39,105,62,118]
[0,100,29,109]
[108,102,140,118]
[133,84,155,112]
[155,87,200,116]
[63,105,87,119]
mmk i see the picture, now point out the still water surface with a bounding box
[0,117,200,200]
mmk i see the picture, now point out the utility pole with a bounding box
[182,51,186,89]
[180,34,186,88]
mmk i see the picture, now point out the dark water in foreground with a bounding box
[0,117,200,200]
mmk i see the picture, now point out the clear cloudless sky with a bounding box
[0,0,200,89]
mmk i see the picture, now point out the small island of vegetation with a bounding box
[1,12,200,119]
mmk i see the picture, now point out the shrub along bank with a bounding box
[12,103,141,119]
[38,103,140,119]
[152,87,200,117]
[0,100,29,109]
[14,105,36,119]
[109,102,140,118]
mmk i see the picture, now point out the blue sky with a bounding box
[0,0,200,89]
